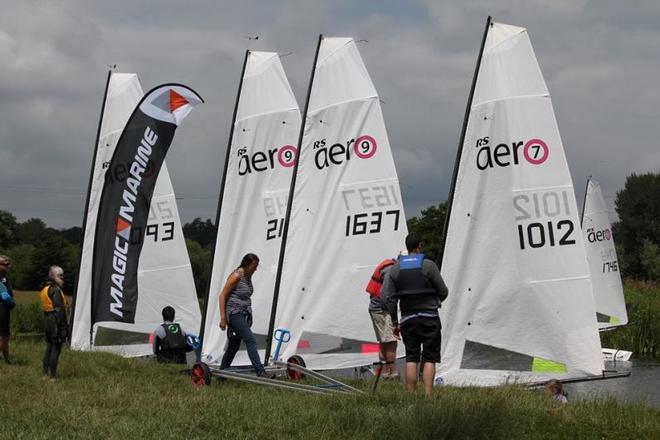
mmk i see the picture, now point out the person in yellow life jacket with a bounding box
[40,265,68,379]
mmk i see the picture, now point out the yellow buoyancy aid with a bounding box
[40,284,67,313]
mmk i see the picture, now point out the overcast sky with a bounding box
[1,0,658,229]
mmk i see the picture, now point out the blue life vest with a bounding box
[393,253,436,298]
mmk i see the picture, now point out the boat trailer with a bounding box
[191,329,363,394]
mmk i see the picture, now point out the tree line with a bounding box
[0,172,657,296]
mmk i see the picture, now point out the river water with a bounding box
[564,359,660,407]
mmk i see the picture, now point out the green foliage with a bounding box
[15,217,53,246]
[0,210,81,291]
[406,202,447,262]
[3,244,37,288]
[614,172,660,280]
[601,280,659,357]
[0,210,19,248]
[1,340,658,439]
[640,240,660,281]
[185,238,210,298]
[10,300,44,334]
[182,217,216,248]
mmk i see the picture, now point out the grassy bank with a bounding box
[0,340,658,440]
[11,280,659,359]
[600,279,659,357]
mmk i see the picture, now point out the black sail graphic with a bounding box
[91,84,203,323]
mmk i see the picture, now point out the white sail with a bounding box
[582,178,627,329]
[201,52,301,363]
[71,73,201,357]
[274,37,407,370]
[438,21,603,386]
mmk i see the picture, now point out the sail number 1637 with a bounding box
[345,210,400,236]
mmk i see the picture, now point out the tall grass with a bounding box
[1,340,658,439]
[9,281,659,358]
[600,279,659,357]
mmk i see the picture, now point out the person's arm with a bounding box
[49,286,67,322]
[218,271,241,330]
[384,269,400,334]
[152,326,164,355]
[426,262,448,302]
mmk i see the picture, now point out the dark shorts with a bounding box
[0,305,10,337]
[400,316,441,363]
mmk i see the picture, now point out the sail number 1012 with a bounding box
[513,190,576,250]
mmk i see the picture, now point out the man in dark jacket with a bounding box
[152,306,188,364]
[0,255,15,364]
[383,234,448,396]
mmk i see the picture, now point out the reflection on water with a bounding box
[564,359,660,407]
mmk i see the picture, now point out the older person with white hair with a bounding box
[40,265,68,379]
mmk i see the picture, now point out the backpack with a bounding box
[365,259,395,298]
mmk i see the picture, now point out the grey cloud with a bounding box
[0,0,658,228]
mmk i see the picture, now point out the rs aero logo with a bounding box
[237,144,297,176]
[587,227,612,243]
[314,135,377,170]
[475,137,549,170]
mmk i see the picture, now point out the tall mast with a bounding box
[264,35,323,364]
[580,175,592,227]
[439,16,492,268]
[199,50,250,346]
[70,69,112,345]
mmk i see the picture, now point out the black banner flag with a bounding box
[92,84,203,323]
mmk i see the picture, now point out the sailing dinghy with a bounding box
[581,177,631,361]
[200,51,301,364]
[269,36,408,371]
[437,18,604,386]
[71,72,201,357]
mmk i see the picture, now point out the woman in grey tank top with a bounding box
[218,253,268,376]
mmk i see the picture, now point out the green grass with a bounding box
[600,280,659,357]
[0,340,658,440]
[13,290,40,305]
[9,290,72,335]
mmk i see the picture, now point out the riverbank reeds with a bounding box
[600,279,659,357]
[1,340,658,439]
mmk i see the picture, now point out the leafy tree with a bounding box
[614,172,660,280]
[0,210,18,248]
[406,202,447,262]
[182,218,216,248]
[1,244,37,289]
[15,218,55,247]
[640,240,660,281]
[185,238,210,298]
[60,226,83,245]
[25,236,79,290]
